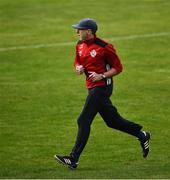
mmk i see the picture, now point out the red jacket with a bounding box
[74,36,123,89]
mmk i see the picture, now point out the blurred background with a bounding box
[0,0,170,178]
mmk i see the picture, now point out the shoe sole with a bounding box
[54,155,77,170]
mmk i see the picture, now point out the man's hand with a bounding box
[76,65,84,75]
[88,71,103,82]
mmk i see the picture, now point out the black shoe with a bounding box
[139,131,151,158]
[54,155,78,169]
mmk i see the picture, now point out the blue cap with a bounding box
[72,18,98,33]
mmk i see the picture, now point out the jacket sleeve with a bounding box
[104,44,123,73]
[74,45,81,68]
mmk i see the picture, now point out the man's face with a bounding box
[76,29,91,41]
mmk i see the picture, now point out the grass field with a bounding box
[0,0,170,179]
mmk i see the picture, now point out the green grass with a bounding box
[0,0,170,178]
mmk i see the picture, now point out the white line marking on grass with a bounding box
[0,32,170,52]
[154,69,170,73]
[108,31,170,41]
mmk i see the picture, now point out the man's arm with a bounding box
[89,68,118,82]
[104,44,123,74]
[103,67,120,77]
[74,46,84,75]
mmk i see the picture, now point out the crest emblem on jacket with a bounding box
[90,50,97,57]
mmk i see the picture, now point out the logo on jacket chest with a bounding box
[90,49,97,57]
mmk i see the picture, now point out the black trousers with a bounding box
[71,85,142,160]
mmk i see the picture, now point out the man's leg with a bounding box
[71,87,105,161]
[98,91,150,158]
[99,99,142,136]
[55,87,105,168]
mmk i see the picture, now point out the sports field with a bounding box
[0,0,170,179]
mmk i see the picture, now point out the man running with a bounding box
[55,18,150,169]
